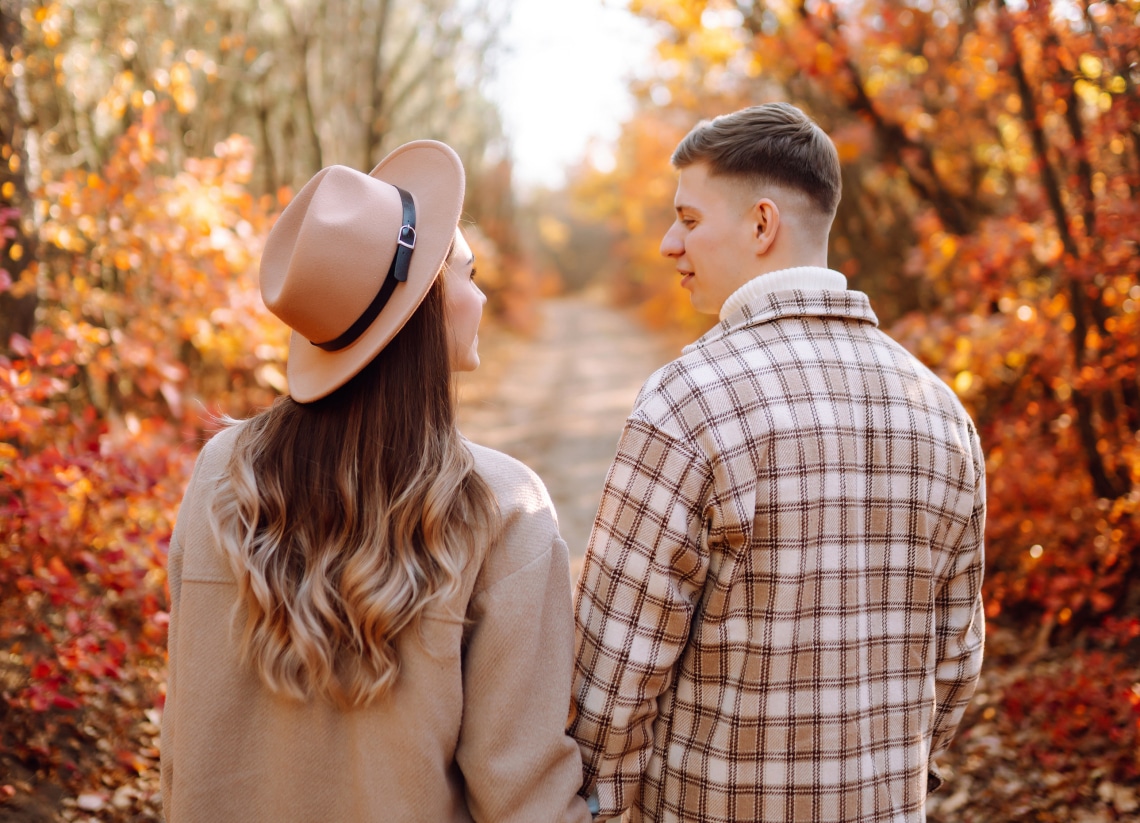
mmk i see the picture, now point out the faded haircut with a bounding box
[671,102,842,217]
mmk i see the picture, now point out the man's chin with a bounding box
[687,292,722,316]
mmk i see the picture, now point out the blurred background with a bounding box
[1,0,1137,820]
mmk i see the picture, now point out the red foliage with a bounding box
[1,109,279,817]
[0,339,189,815]
[929,622,1140,821]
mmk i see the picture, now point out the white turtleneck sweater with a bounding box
[719,266,847,322]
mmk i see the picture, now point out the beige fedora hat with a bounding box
[259,140,465,403]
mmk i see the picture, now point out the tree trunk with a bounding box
[1001,2,1130,499]
[0,0,37,350]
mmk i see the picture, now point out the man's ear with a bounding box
[752,198,780,255]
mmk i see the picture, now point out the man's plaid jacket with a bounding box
[570,278,986,823]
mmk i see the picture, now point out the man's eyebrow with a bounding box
[674,204,699,214]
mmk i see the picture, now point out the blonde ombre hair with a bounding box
[208,276,497,709]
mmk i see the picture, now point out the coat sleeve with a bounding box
[568,418,711,819]
[455,530,592,823]
[160,524,183,822]
[930,427,987,771]
[160,432,223,821]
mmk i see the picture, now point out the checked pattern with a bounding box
[571,288,986,823]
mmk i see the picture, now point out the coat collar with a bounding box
[684,283,880,356]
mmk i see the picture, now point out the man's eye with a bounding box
[469,267,477,281]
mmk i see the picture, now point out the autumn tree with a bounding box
[16,0,508,181]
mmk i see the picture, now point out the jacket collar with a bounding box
[684,278,879,355]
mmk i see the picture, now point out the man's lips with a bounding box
[679,271,694,290]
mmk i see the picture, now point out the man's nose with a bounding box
[660,223,683,258]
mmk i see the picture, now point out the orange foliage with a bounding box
[1,109,281,816]
[37,105,287,424]
[571,109,709,338]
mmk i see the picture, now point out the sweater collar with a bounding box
[719,266,847,322]
[684,272,877,356]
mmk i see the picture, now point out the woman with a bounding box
[160,141,590,822]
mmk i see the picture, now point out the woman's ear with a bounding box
[752,198,780,255]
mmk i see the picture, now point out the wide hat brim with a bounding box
[281,141,465,403]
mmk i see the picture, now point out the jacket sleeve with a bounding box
[568,418,711,819]
[455,530,592,823]
[930,429,987,767]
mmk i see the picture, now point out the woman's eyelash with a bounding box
[469,267,477,280]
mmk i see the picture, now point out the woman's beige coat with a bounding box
[160,424,590,822]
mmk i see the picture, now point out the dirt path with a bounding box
[456,291,677,576]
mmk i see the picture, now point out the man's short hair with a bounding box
[671,102,842,217]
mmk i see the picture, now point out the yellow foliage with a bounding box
[33,120,284,421]
[1074,78,1099,107]
[1078,53,1103,79]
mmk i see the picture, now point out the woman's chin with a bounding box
[452,352,480,373]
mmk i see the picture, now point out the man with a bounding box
[570,102,985,823]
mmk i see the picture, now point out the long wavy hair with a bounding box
[208,272,498,709]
